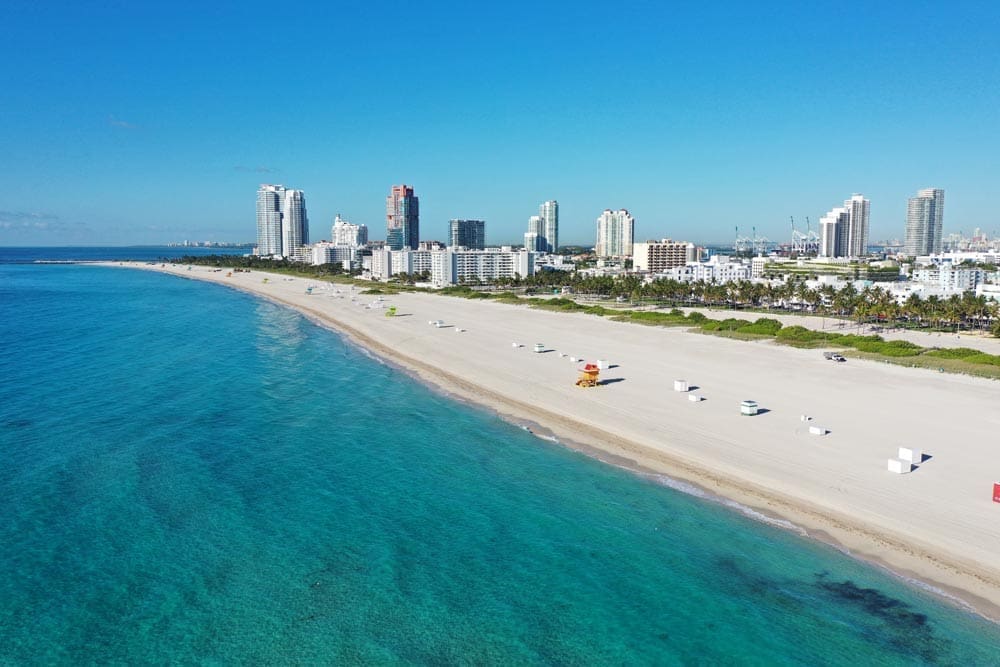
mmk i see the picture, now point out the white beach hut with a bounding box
[887,458,912,474]
[740,400,759,416]
[898,447,923,464]
[673,380,689,393]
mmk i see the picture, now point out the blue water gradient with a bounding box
[2,264,999,664]
[0,246,245,264]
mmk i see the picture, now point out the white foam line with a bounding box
[647,472,807,535]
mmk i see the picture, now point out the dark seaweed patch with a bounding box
[816,575,953,662]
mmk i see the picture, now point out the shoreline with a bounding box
[101,262,1000,623]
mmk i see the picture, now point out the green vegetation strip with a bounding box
[171,258,1000,376]
[844,350,1000,380]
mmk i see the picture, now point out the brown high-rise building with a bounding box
[386,184,419,250]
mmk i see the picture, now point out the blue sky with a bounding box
[2,1,999,246]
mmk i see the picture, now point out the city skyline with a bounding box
[2,3,1000,246]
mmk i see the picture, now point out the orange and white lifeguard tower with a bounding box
[576,362,600,388]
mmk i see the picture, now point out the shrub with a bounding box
[628,311,687,325]
[737,318,783,335]
[776,325,827,342]
[964,353,1000,367]
[923,347,980,359]
[685,311,708,323]
[700,318,748,332]
[847,338,922,357]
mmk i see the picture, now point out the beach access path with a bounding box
[110,263,1000,620]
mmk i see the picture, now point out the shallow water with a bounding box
[1,263,999,664]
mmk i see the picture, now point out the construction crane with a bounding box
[790,215,820,255]
[734,225,754,254]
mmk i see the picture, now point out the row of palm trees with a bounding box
[179,254,998,335]
[492,272,1000,335]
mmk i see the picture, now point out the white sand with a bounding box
[110,263,1000,619]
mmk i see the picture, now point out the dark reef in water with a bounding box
[816,574,952,662]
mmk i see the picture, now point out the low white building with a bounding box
[432,248,534,286]
[369,248,535,285]
[533,253,572,272]
[391,250,433,276]
[911,265,985,291]
[916,250,1000,267]
[659,255,751,283]
[975,284,1000,301]
[311,242,360,268]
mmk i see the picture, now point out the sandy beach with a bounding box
[108,263,1000,621]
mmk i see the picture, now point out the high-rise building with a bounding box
[331,215,368,247]
[817,194,869,259]
[386,184,419,250]
[281,189,308,255]
[595,209,635,258]
[256,184,309,258]
[256,184,285,256]
[524,214,546,251]
[540,201,559,253]
[819,207,849,258]
[844,194,870,258]
[448,219,486,250]
[904,188,945,256]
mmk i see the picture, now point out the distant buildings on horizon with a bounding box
[253,182,953,260]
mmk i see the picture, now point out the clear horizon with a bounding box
[2,2,998,247]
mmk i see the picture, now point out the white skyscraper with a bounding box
[524,214,545,251]
[905,188,945,256]
[595,209,635,258]
[255,184,309,258]
[818,207,849,258]
[540,200,558,253]
[256,184,285,256]
[331,215,368,247]
[844,193,870,258]
[281,189,308,256]
[818,194,869,259]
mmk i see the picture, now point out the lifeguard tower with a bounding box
[576,362,601,388]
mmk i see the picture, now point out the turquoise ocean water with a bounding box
[2,261,1000,664]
